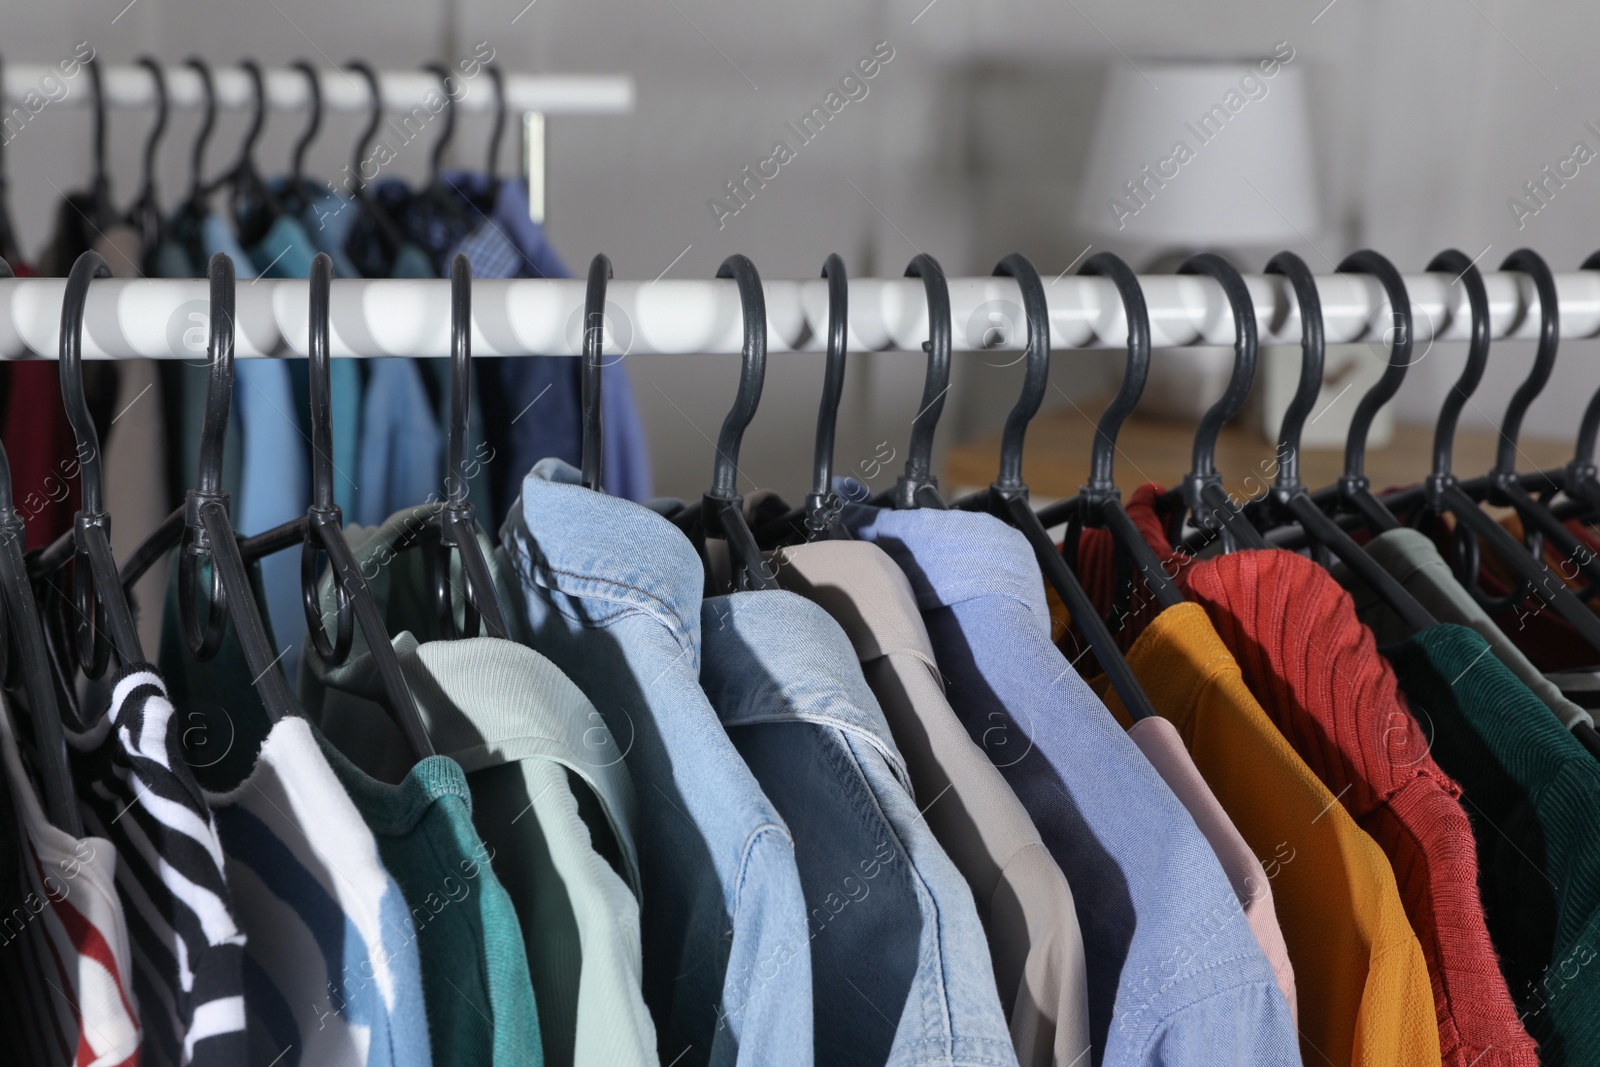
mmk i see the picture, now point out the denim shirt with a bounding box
[842,504,1301,1067]
[701,589,1019,1067]
[502,459,811,1067]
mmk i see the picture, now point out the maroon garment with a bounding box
[1,260,81,552]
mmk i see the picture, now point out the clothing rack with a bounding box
[1,266,1599,358]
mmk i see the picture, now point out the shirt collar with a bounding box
[841,501,1054,637]
[772,540,941,672]
[504,458,705,659]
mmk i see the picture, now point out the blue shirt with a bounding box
[841,503,1302,1067]
[502,459,811,1067]
[445,175,652,517]
[700,589,1019,1067]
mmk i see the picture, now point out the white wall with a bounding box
[6,0,1599,499]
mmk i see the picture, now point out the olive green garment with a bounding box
[1330,526,1594,730]
[299,504,657,1067]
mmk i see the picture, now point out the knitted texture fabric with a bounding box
[1185,550,1538,1067]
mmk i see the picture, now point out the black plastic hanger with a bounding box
[964,253,1159,720]
[483,64,506,211]
[56,252,142,679]
[208,60,282,245]
[184,56,218,209]
[580,253,611,492]
[0,259,80,833]
[1244,251,1437,633]
[180,255,296,717]
[804,253,850,536]
[0,55,19,264]
[1416,251,1600,645]
[418,63,471,232]
[123,57,168,257]
[279,60,323,218]
[289,253,434,754]
[692,254,778,592]
[431,253,510,639]
[751,253,852,546]
[1166,253,1268,552]
[1466,249,1600,592]
[344,60,406,275]
[1038,252,1182,622]
[85,58,113,230]
[1324,250,1415,533]
[890,253,951,510]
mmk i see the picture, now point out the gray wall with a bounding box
[7,0,1600,499]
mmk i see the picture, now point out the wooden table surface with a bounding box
[942,404,1578,499]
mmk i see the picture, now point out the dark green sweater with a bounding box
[1385,623,1600,1066]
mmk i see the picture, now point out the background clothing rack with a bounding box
[3,61,634,225]
[2,267,1600,359]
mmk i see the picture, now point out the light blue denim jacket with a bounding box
[842,502,1302,1067]
[502,459,811,1067]
[700,588,1020,1067]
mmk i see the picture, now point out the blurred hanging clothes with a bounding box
[443,173,651,522]
[375,177,493,519]
[356,233,445,526]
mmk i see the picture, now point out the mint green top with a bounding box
[300,505,656,1066]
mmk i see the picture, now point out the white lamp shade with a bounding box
[1075,61,1321,245]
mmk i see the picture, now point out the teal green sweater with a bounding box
[1386,624,1600,1066]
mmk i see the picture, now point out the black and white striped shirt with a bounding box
[67,665,246,1066]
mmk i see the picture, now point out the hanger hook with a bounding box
[1336,249,1412,490]
[1078,251,1150,503]
[1571,250,1600,481]
[346,59,383,197]
[422,61,457,187]
[806,253,849,531]
[180,253,235,660]
[234,59,270,180]
[86,57,110,226]
[61,250,146,675]
[708,254,766,506]
[991,252,1050,501]
[184,56,217,204]
[1178,253,1257,498]
[1425,249,1490,485]
[1492,248,1559,479]
[486,64,506,181]
[300,251,355,664]
[289,60,322,194]
[581,253,613,492]
[895,253,950,509]
[1265,251,1323,495]
[133,57,167,215]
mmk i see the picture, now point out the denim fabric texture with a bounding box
[502,459,811,1067]
[700,588,1019,1067]
[841,502,1302,1067]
